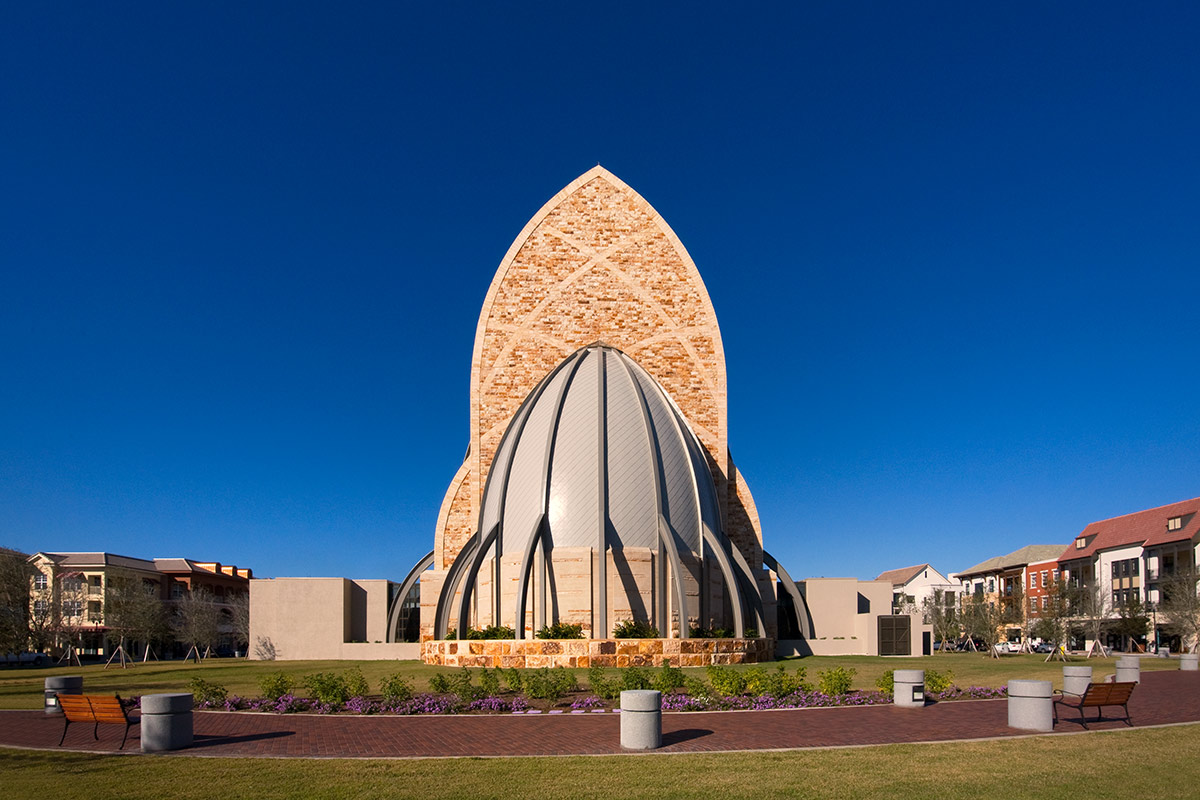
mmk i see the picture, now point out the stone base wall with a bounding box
[421,637,773,668]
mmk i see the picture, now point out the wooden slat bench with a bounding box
[1052,681,1136,729]
[57,693,138,749]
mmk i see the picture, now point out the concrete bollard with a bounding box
[893,670,926,707]
[1007,680,1053,732]
[44,676,83,714]
[1115,656,1140,683]
[140,693,194,752]
[620,690,662,750]
[1181,654,1199,672]
[1062,665,1092,696]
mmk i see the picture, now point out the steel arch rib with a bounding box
[763,550,812,639]
[700,523,745,637]
[453,524,500,639]
[726,540,767,635]
[513,514,548,639]
[387,549,434,643]
[657,516,692,638]
[434,531,481,638]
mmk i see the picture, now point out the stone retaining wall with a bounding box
[422,637,773,668]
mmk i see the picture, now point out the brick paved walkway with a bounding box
[3,671,1196,759]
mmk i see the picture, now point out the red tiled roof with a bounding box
[1059,496,1200,561]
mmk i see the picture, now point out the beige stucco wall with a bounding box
[250,577,418,661]
[782,578,929,657]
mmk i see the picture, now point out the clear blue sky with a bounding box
[3,4,1198,583]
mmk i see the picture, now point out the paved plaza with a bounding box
[2,670,1196,759]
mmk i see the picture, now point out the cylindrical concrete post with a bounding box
[1062,665,1092,696]
[1115,656,1140,683]
[893,670,926,707]
[1180,654,1199,671]
[140,693,194,752]
[1007,680,1053,732]
[44,676,83,714]
[620,690,662,750]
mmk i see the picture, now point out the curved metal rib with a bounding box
[434,531,481,638]
[727,540,767,635]
[387,549,434,643]
[453,524,501,639]
[658,516,692,638]
[701,522,745,637]
[513,514,548,639]
[762,550,812,639]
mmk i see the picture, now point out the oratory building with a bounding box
[408,167,807,667]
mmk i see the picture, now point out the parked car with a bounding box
[1033,642,1053,653]
[2,652,51,667]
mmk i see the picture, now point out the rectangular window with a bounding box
[34,573,48,590]
[1041,596,1048,610]
[1168,516,1182,531]
[1041,570,1048,587]
[1030,573,1036,589]
[1112,562,1120,578]
[33,599,47,615]
[63,576,82,592]
[1132,560,1139,576]
[64,600,81,617]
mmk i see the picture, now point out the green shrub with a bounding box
[379,672,413,703]
[502,668,523,694]
[743,664,807,698]
[450,667,483,702]
[188,677,227,706]
[303,672,351,706]
[925,669,954,694]
[688,626,734,638]
[705,665,746,696]
[259,671,296,701]
[651,661,685,693]
[344,666,370,698]
[619,666,652,691]
[429,673,451,694]
[682,674,710,698]
[588,664,619,700]
[817,666,856,696]
[612,619,659,638]
[464,625,515,640]
[536,621,584,639]
[744,628,758,638]
[478,667,501,696]
[875,670,895,694]
[521,667,577,701]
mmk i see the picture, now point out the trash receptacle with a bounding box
[620,690,661,750]
[1115,656,1140,683]
[893,670,925,707]
[1062,666,1092,696]
[141,693,194,752]
[1007,679,1053,732]
[44,676,83,714]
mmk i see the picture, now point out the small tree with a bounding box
[103,571,162,668]
[1158,568,1200,654]
[960,594,1014,657]
[921,589,959,652]
[1113,597,1149,652]
[0,549,33,655]
[228,590,250,656]
[174,586,222,661]
[1031,579,1073,661]
[1074,583,1112,658]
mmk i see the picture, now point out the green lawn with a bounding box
[0,652,1177,709]
[3,724,1199,799]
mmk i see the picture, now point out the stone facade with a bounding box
[423,167,773,640]
[422,637,773,669]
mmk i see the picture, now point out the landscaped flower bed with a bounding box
[179,664,1007,716]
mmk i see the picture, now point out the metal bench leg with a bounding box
[58,718,70,746]
[120,722,131,750]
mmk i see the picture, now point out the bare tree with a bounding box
[921,589,959,652]
[1074,583,1112,658]
[1113,597,1149,652]
[228,590,250,656]
[1158,569,1200,654]
[960,594,1016,658]
[103,571,163,668]
[1031,579,1073,661]
[0,548,33,655]
[174,586,222,661]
